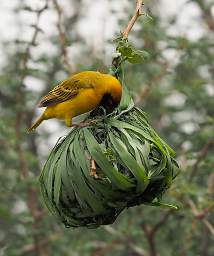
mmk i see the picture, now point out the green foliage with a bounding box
[114,36,150,64]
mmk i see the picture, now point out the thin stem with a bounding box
[112,0,144,75]
[53,0,73,73]
[189,140,214,182]
[16,2,48,255]
[123,0,144,38]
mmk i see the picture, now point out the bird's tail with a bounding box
[27,115,44,133]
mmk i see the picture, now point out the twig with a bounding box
[20,2,48,77]
[112,0,144,73]
[15,1,48,255]
[17,233,60,256]
[142,223,157,256]
[52,0,73,73]
[103,226,146,255]
[17,1,48,173]
[188,200,214,220]
[152,210,172,234]
[194,0,214,31]
[17,1,48,177]
[208,172,214,195]
[188,199,214,238]
[189,140,214,182]
[91,240,121,256]
[123,0,144,38]
[135,62,168,104]
[141,210,172,256]
[203,219,214,237]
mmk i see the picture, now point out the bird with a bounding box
[28,71,122,132]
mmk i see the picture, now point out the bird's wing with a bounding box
[38,78,94,107]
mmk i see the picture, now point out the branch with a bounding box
[152,210,172,234]
[20,1,48,77]
[141,223,157,256]
[15,2,48,255]
[188,200,214,220]
[17,234,60,256]
[141,210,172,256]
[112,0,145,73]
[188,199,214,238]
[52,0,73,73]
[135,62,168,104]
[194,0,214,31]
[103,226,146,255]
[16,0,48,176]
[208,172,214,195]
[189,139,214,182]
[123,0,144,38]
[203,219,214,237]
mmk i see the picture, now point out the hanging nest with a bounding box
[39,96,179,228]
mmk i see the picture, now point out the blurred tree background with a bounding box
[0,0,214,255]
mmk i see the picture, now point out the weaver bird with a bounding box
[28,71,122,132]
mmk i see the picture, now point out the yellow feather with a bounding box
[28,71,122,132]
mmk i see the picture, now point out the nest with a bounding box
[39,101,179,228]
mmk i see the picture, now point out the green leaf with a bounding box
[109,119,155,143]
[136,50,150,59]
[118,45,133,57]
[109,133,149,193]
[127,55,143,64]
[84,129,134,191]
[144,201,179,210]
[73,134,117,200]
[118,85,135,114]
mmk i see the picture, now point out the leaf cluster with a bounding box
[114,36,150,64]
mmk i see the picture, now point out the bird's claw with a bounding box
[71,120,96,128]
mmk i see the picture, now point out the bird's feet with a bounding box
[71,120,97,128]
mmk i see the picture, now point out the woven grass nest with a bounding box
[39,91,179,228]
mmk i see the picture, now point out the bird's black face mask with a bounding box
[99,93,118,113]
[90,93,119,118]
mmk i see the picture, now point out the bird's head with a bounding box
[90,73,123,116]
[103,74,122,107]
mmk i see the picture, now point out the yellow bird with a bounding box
[28,71,122,132]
